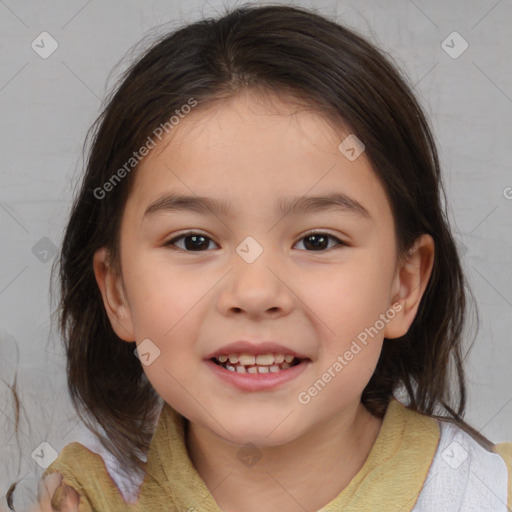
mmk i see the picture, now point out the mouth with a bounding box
[210,353,306,373]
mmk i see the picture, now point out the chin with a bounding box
[216,417,302,448]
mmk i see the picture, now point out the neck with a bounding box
[186,402,383,512]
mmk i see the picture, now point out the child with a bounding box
[17,3,512,511]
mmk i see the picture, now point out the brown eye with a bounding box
[166,232,218,251]
[295,232,345,251]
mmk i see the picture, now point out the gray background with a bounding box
[1,0,511,507]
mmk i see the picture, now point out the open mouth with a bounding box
[210,353,305,374]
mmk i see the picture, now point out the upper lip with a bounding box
[205,341,310,360]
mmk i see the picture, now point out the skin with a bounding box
[93,89,434,512]
[24,472,79,511]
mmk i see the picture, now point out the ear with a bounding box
[93,247,135,342]
[383,234,435,339]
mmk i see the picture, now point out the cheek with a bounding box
[302,254,393,392]
[123,252,210,377]
[305,252,394,336]
[123,251,205,335]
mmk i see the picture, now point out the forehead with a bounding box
[126,90,392,223]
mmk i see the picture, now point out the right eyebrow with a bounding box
[143,193,235,218]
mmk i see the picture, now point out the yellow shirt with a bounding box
[42,398,512,511]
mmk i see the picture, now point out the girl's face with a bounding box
[95,90,432,447]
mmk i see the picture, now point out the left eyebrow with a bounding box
[277,192,372,220]
[143,192,372,221]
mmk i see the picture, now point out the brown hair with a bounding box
[7,2,495,508]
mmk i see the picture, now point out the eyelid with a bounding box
[164,229,348,251]
[299,229,346,241]
[164,230,218,248]
[296,230,348,249]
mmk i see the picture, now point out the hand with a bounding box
[29,473,80,512]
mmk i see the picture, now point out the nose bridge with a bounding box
[218,235,292,315]
[234,235,279,296]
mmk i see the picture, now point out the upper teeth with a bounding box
[217,353,295,365]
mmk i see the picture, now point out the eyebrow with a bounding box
[143,192,372,221]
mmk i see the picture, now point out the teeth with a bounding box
[273,353,285,364]
[217,360,300,374]
[213,351,305,374]
[238,354,256,365]
[216,352,297,365]
[255,354,274,365]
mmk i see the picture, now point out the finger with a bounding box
[51,482,80,512]
[31,473,63,511]
[31,473,80,512]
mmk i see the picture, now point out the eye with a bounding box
[294,231,346,251]
[164,230,346,252]
[165,232,219,252]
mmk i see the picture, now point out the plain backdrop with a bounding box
[1,0,511,507]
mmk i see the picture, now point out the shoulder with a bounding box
[494,441,512,510]
[42,442,105,512]
[42,441,140,510]
[412,420,511,511]
[43,442,110,483]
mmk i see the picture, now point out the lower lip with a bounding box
[205,359,310,392]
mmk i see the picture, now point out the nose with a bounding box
[216,247,294,319]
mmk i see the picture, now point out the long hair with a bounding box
[9,5,493,505]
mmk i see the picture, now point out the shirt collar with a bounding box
[139,397,440,511]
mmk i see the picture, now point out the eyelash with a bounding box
[164,230,347,252]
